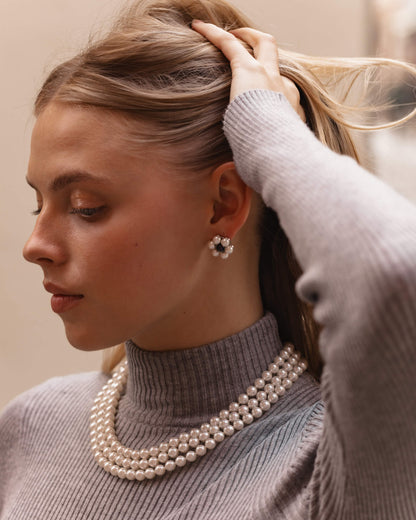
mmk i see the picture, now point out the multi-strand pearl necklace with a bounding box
[90,342,308,481]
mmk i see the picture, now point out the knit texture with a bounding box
[1,90,416,519]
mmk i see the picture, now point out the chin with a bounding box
[64,326,119,352]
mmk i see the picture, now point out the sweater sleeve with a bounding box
[223,89,416,520]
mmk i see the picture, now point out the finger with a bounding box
[230,27,279,72]
[192,20,257,67]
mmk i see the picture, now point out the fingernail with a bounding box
[192,19,203,25]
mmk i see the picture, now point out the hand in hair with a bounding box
[192,21,306,122]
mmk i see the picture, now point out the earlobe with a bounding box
[209,162,252,239]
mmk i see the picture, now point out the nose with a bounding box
[23,213,66,266]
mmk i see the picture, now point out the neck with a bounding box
[122,312,286,427]
[131,258,264,352]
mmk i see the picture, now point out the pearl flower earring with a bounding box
[208,235,234,259]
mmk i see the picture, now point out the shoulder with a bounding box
[0,370,108,431]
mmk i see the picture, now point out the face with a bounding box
[24,102,212,350]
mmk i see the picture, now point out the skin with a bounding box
[23,25,304,353]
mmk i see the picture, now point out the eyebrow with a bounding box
[26,171,112,192]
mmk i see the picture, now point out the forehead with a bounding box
[32,103,129,153]
[28,103,155,186]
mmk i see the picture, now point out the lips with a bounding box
[43,282,84,313]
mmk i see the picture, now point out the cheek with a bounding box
[83,199,204,298]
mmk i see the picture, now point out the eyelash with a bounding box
[31,206,106,218]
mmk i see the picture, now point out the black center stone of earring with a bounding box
[216,243,225,253]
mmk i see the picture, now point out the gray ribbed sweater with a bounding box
[1,90,416,519]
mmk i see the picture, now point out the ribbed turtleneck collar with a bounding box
[121,313,284,427]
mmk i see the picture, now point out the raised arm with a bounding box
[193,21,416,519]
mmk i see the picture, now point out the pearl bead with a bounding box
[186,451,197,462]
[130,460,140,471]
[256,391,267,401]
[274,355,284,365]
[268,363,278,373]
[246,386,257,397]
[254,378,265,389]
[260,400,271,411]
[159,442,169,452]
[262,371,272,381]
[220,237,230,247]
[282,379,293,389]
[233,420,244,431]
[229,402,239,412]
[195,445,206,457]
[268,392,279,403]
[205,439,216,450]
[117,468,127,479]
[158,452,169,464]
[264,384,274,393]
[109,452,117,462]
[218,419,229,429]
[229,412,240,422]
[139,449,149,459]
[190,429,200,438]
[213,432,225,443]
[223,425,235,436]
[139,460,149,470]
[252,407,263,419]
[248,398,258,409]
[210,417,220,427]
[213,235,221,244]
[242,413,254,425]
[178,443,189,454]
[284,343,294,354]
[209,425,220,435]
[168,448,179,458]
[283,362,293,371]
[219,410,229,420]
[179,433,190,443]
[122,458,131,468]
[288,372,298,381]
[168,438,179,448]
[238,405,249,416]
[175,456,186,467]
[198,432,210,442]
[276,385,286,396]
[149,446,159,457]
[126,470,136,480]
[155,465,166,476]
[188,437,199,448]
[200,423,210,432]
[165,460,176,472]
[148,457,158,468]
[238,394,249,404]
[135,470,145,481]
[144,468,156,479]
[278,369,287,379]
[110,465,119,476]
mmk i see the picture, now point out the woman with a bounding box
[1,0,415,518]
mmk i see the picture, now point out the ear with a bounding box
[209,161,252,239]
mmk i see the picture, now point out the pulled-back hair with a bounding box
[35,0,416,381]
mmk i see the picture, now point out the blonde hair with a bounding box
[35,0,416,380]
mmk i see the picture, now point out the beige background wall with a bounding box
[0,0,411,411]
